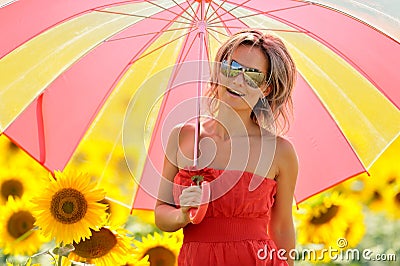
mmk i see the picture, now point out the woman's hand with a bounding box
[179,185,203,219]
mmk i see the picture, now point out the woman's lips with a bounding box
[226,87,245,97]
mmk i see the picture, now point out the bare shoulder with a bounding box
[170,123,196,137]
[165,124,195,163]
[275,136,298,182]
[275,136,296,157]
[167,123,196,144]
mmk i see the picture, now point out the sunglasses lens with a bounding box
[221,60,240,78]
[244,71,266,88]
[227,69,241,77]
[220,60,265,88]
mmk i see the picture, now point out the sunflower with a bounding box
[65,226,134,266]
[0,196,48,256]
[342,158,400,212]
[125,254,150,266]
[133,232,182,266]
[6,258,41,266]
[0,136,49,176]
[382,181,400,219]
[295,191,365,248]
[98,195,131,227]
[343,218,365,249]
[0,168,37,204]
[340,138,400,209]
[67,138,138,208]
[31,170,108,244]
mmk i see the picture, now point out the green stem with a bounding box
[57,242,63,266]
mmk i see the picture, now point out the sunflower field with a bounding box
[0,131,399,265]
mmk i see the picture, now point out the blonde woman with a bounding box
[155,29,298,266]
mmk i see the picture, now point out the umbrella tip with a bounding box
[197,21,207,34]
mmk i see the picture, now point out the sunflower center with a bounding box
[1,179,24,200]
[73,228,117,259]
[395,192,400,204]
[63,201,74,214]
[98,199,111,215]
[372,190,382,201]
[7,210,35,239]
[51,188,87,224]
[8,141,19,152]
[145,246,176,266]
[311,205,339,225]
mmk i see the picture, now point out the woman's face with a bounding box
[217,44,269,113]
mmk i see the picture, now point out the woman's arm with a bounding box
[154,126,187,232]
[154,155,190,232]
[154,125,202,232]
[268,137,298,266]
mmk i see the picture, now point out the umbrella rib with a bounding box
[209,24,304,33]
[36,94,46,164]
[105,196,132,210]
[207,3,310,27]
[211,0,382,89]
[204,28,213,64]
[260,8,391,98]
[163,1,201,86]
[0,0,17,8]
[207,27,230,38]
[205,0,228,24]
[204,0,214,21]
[171,0,199,22]
[296,170,368,205]
[170,2,201,71]
[98,131,122,185]
[296,29,392,103]
[94,9,193,25]
[167,33,199,89]
[105,26,194,42]
[304,0,400,44]
[208,5,233,36]
[131,28,197,64]
[207,0,252,25]
[185,0,200,21]
[121,7,193,67]
[142,0,194,24]
[147,27,198,156]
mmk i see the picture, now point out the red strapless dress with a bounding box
[173,167,289,266]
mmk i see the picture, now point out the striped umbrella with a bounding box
[0,0,399,210]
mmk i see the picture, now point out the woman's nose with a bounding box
[232,72,245,87]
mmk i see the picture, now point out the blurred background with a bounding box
[0,100,399,265]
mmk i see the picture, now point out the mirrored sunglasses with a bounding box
[220,59,266,88]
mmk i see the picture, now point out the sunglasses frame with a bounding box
[220,59,267,88]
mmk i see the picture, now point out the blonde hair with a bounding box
[206,29,296,134]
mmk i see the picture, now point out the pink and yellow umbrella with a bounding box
[0,0,399,210]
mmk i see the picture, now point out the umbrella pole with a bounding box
[194,0,206,168]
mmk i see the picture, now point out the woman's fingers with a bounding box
[179,186,202,209]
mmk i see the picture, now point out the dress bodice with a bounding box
[173,167,277,220]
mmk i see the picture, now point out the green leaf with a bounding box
[191,175,204,186]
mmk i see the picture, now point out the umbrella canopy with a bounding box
[0,0,399,209]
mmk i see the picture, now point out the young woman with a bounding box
[155,29,298,266]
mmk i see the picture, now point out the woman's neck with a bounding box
[212,104,258,140]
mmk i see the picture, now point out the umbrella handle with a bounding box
[189,181,210,224]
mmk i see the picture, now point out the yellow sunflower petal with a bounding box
[133,231,182,266]
[68,226,134,266]
[31,170,108,244]
[0,197,48,256]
